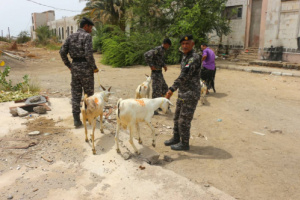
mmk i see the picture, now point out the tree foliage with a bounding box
[16,31,31,44]
[35,25,54,45]
[80,0,230,67]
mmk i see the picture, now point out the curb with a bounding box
[217,65,300,77]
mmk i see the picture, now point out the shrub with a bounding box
[16,31,31,44]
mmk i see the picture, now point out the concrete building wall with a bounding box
[47,16,79,43]
[30,10,55,40]
[209,0,248,48]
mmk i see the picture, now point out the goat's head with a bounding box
[145,74,152,83]
[100,85,114,102]
[160,98,174,114]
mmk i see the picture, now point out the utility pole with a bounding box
[8,27,10,39]
[1,30,3,37]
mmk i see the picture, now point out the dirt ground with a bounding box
[1,46,300,200]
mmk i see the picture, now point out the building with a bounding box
[210,0,300,63]
[30,10,79,43]
[47,16,79,42]
[30,10,55,40]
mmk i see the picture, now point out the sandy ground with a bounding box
[1,47,300,200]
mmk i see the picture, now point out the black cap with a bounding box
[163,38,172,46]
[179,34,193,43]
[80,17,94,27]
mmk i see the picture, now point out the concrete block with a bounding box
[271,72,282,76]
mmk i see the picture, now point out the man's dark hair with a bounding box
[201,43,208,47]
[80,17,94,28]
[163,38,172,46]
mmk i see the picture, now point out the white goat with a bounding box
[81,86,113,155]
[135,75,151,99]
[200,79,208,105]
[115,97,173,154]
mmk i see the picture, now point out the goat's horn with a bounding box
[100,85,106,91]
[145,74,149,77]
[108,86,112,92]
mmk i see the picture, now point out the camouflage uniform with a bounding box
[59,28,97,115]
[169,50,201,144]
[144,46,168,98]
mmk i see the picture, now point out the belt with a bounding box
[73,57,87,62]
[151,69,162,73]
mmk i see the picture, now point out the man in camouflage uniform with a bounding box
[165,35,201,151]
[144,38,172,115]
[60,17,99,128]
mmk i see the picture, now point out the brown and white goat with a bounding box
[115,97,173,154]
[81,86,113,155]
[200,79,208,105]
[135,75,151,99]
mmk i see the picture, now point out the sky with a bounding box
[0,0,87,37]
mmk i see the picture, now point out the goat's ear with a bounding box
[108,86,112,92]
[167,99,174,106]
[100,85,106,91]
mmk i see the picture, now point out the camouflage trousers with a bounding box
[172,97,198,144]
[151,71,168,98]
[71,62,94,114]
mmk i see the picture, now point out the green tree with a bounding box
[16,31,31,44]
[35,25,53,45]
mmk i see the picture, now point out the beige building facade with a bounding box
[30,10,55,40]
[210,0,300,63]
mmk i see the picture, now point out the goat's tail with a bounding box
[83,94,88,111]
[117,98,122,119]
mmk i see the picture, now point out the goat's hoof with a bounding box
[152,143,156,148]
[116,149,121,154]
[101,129,104,134]
[85,139,89,142]
[92,149,96,155]
[138,139,143,144]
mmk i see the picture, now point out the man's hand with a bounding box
[94,68,99,73]
[165,90,173,99]
[163,66,167,72]
[150,66,156,71]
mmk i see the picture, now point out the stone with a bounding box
[122,152,131,160]
[28,131,40,136]
[271,72,282,76]
[244,108,249,111]
[10,108,18,117]
[204,184,210,187]
[33,106,47,114]
[269,129,283,134]
[282,73,293,76]
[144,153,160,165]
[29,96,41,103]
[17,107,28,117]
[166,126,172,129]
[163,155,173,162]
[7,194,13,199]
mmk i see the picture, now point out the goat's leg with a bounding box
[92,120,96,155]
[100,114,104,133]
[129,126,139,154]
[136,122,142,144]
[115,122,121,153]
[82,111,88,142]
[146,121,156,147]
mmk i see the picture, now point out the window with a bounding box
[71,26,73,34]
[67,27,69,37]
[62,27,64,39]
[224,6,243,19]
[59,28,61,40]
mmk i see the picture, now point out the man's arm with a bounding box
[59,37,71,69]
[144,48,156,69]
[84,34,98,71]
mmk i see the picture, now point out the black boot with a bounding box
[154,110,159,115]
[73,113,83,128]
[171,141,190,151]
[164,136,180,146]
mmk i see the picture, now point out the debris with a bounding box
[122,152,131,160]
[217,119,222,122]
[33,188,39,192]
[16,165,21,170]
[166,126,172,129]
[244,108,249,111]
[271,72,282,76]
[7,194,13,199]
[204,184,210,187]
[17,107,28,117]
[44,133,50,136]
[269,129,283,134]
[33,106,47,114]
[139,165,146,170]
[252,131,265,136]
[9,41,18,50]
[28,131,40,136]
[41,156,53,163]
[163,155,173,162]
[25,95,47,105]
[2,142,37,149]
[10,108,18,117]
